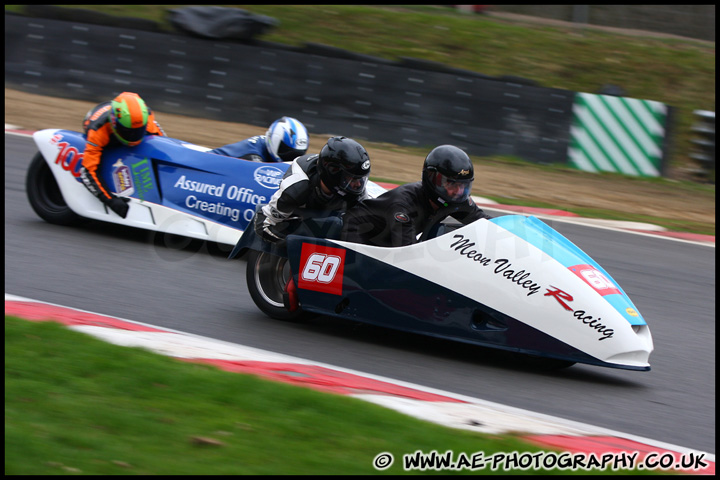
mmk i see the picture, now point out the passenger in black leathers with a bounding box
[254,136,371,243]
[341,145,492,247]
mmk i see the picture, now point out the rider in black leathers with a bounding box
[254,136,371,243]
[341,145,492,247]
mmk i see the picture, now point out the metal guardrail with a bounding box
[690,110,716,182]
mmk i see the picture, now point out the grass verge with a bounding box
[482,196,716,236]
[6,316,658,475]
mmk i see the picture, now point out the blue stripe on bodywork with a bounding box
[490,215,646,326]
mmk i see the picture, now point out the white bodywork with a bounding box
[334,217,654,369]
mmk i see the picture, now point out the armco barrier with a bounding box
[5,12,672,175]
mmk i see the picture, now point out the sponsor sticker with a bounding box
[394,212,410,223]
[254,165,284,189]
[297,244,346,296]
[569,264,621,296]
[130,158,154,200]
[112,159,135,196]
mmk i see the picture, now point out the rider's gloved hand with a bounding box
[261,225,286,243]
[254,214,286,243]
[106,196,130,218]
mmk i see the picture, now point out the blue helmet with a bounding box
[265,117,309,162]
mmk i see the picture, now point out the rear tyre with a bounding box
[26,153,86,226]
[245,250,310,322]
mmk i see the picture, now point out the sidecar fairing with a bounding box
[32,129,386,246]
[33,128,289,245]
[285,215,653,371]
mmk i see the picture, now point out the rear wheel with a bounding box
[245,250,310,322]
[26,153,86,226]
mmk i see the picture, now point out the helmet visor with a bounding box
[338,171,368,195]
[113,120,146,146]
[276,142,306,162]
[434,173,472,203]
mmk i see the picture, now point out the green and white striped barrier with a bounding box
[568,92,668,177]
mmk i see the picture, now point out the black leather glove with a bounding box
[107,196,130,219]
[254,213,286,243]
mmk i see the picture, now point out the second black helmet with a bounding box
[422,145,474,206]
[317,136,371,196]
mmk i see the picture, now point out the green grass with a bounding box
[483,197,715,236]
[5,316,662,475]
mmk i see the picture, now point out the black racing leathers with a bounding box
[256,154,367,242]
[341,181,492,247]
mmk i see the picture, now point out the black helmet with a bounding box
[317,136,371,196]
[422,145,474,206]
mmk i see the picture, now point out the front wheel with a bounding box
[26,152,86,226]
[245,250,310,322]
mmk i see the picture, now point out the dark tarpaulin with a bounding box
[168,6,278,41]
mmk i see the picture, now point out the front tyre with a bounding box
[26,153,86,226]
[245,250,309,322]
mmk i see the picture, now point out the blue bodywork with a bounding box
[53,130,289,231]
[490,215,646,327]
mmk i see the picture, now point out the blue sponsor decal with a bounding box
[254,165,284,189]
